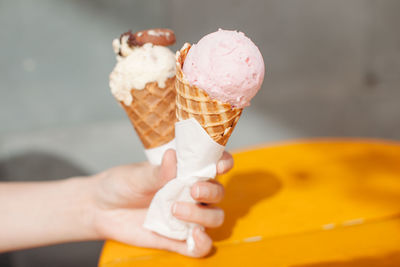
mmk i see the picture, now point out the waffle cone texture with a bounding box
[175,44,243,146]
[121,77,176,149]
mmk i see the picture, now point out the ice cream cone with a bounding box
[175,44,242,146]
[121,77,176,149]
[110,29,177,151]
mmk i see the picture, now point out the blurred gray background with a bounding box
[0,0,399,266]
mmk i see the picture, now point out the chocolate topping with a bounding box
[120,28,176,49]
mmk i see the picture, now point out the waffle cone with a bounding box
[121,77,176,149]
[175,44,243,146]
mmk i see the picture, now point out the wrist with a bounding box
[63,175,101,241]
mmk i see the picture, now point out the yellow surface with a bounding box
[99,139,400,266]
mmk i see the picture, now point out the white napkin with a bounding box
[144,139,176,165]
[143,118,225,250]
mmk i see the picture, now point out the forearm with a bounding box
[0,177,98,252]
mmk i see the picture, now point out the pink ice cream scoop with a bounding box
[182,29,265,108]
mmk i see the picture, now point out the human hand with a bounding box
[90,150,233,257]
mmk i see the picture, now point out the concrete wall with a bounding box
[1,0,399,138]
[2,0,399,172]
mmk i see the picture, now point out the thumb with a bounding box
[151,149,177,191]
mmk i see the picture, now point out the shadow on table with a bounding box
[292,251,400,267]
[339,147,400,205]
[0,151,103,267]
[208,170,282,241]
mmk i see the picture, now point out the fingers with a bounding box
[217,151,234,175]
[156,227,213,258]
[113,210,212,258]
[189,227,213,257]
[172,202,224,228]
[191,180,225,204]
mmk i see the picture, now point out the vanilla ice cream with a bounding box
[109,34,175,105]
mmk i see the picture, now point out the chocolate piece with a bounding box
[120,28,176,48]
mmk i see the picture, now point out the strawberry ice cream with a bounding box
[182,29,265,108]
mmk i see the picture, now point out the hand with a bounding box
[90,150,233,257]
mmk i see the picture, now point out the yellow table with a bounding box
[99,139,400,266]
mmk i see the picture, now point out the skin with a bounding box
[0,150,233,258]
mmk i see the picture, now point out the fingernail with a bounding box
[195,185,201,198]
[172,203,190,217]
[197,185,210,199]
